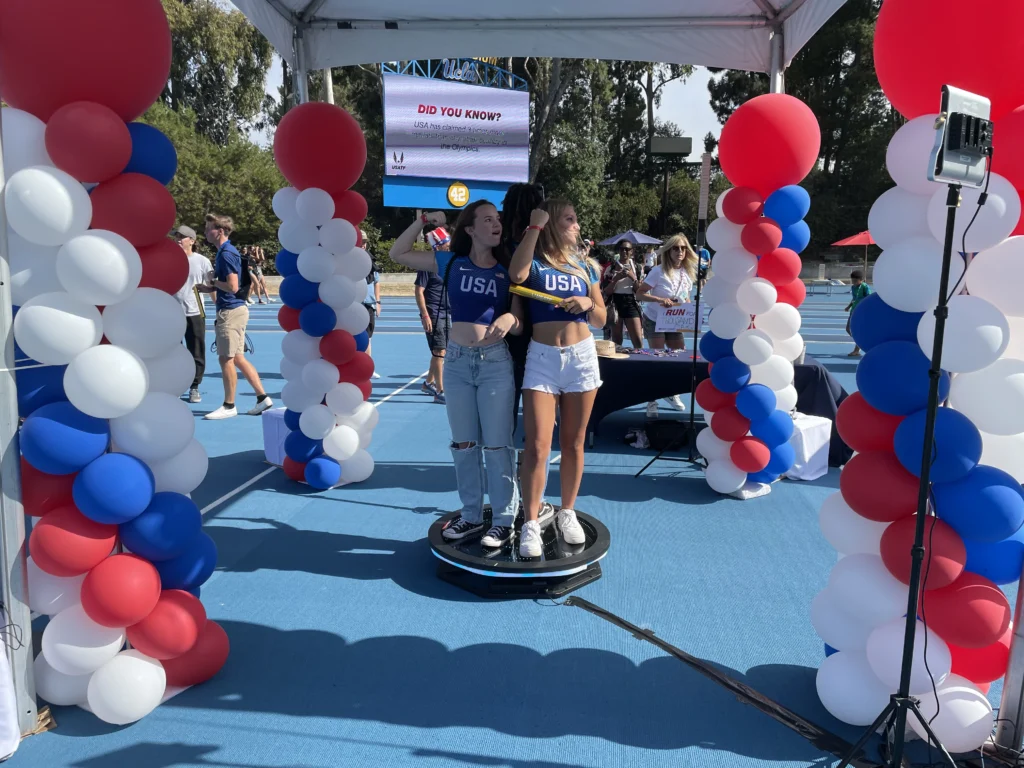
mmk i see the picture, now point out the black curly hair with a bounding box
[500,183,545,253]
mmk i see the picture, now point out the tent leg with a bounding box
[322,68,334,104]
[292,29,309,105]
[769,30,785,94]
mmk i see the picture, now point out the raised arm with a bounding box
[389,213,444,273]
[509,209,548,284]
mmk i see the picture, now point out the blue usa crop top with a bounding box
[524,255,599,324]
[434,251,511,326]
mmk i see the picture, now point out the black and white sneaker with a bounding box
[480,526,513,549]
[538,502,556,529]
[442,516,485,542]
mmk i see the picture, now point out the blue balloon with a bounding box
[748,468,779,484]
[20,401,109,475]
[824,644,838,657]
[154,531,218,591]
[279,274,319,309]
[933,465,1024,543]
[305,456,342,489]
[284,430,323,463]
[187,586,201,599]
[15,361,67,417]
[849,293,923,353]
[735,384,776,421]
[275,249,299,277]
[124,123,178,185]
[73,453,154,524]
[299,302,337,337]
[963,532,1024,585]
[284,409,302,432]
[120,492,204,561]
[856,341,950,416]
[709,356,751,393]
[354,331,370,352]
[751,411,795,448]
[779,220,811,253]
[763,186,811,227]
[699,332,734,363]
[765,441,796,475]
[893,407,982,483]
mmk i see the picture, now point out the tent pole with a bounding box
[768,30,785,94]
[322,68,335,104]
[292,29,310,105]
[864,244,868,278]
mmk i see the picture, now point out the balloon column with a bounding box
[271,103,378,490]
[813,0,1024,753]
[696,94,820,494]
[0,1,227,724]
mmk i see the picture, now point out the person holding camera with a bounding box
[607,240,645,349]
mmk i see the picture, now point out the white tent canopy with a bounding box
[233,0,848,95]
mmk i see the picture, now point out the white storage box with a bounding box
[784,412,831,481]
[262,408,288,467]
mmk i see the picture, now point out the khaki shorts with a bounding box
[215,306,249,358]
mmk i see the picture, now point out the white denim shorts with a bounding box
[522,336,603,395]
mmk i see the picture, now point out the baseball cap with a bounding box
[173,225,197,240]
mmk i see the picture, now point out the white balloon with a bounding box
[272,187,300,222]
[358,429,373,450]
[819,492,887,555]
[817,652,894,726]
[64,345,149,419]
[979,430,1024,482]
[695,427,731,462]
[297,245,336,283]
[326,383,365,415]
[14,292,102,365]
[735,278,778,316]
[950,358,1024,436]
[281,329,322,364]
[299,404,337,440]
[868,186,933,250]
[749,355,794,391]
[1,108,51,175]
[147,439,208,495]
[56,230,142,306]
[340,449,375,483]
[319,274,361,310]
[708,302,751,339]
[708,248,757,284]
[753,303,801,341]
[8,228,59,306]
[732,329,774,366]
[910,674,995,754]
[810,588,874,651]
[705,459,747,494]
[86,650,166,726]
[966,236,1024,318]
[110,392,195,463]
[873,236,965,314]
[278,219,320,254]
[302,358,340,394]
[319,218,358,256]
[295,187,335,227]
[336,302,371,335]
[828,554,908,628]
[280,356,305,382]
[346,401,380,433]
[143,344,195,397]
[701,276,739,308]
[706,218,743,252]
[281,380,323,412]
[867,618,951,695]
[772,333,805,362]
[5,166,92,246]
[102,288,187,359]
[928,174,1021,254]
[42,604,125,677]
[775,385,798,413]
[33,654,90,707]
[335,248,373,282]
[715,189,731,219]
[27,558,84,616]
[324,424,360,462]
[917,294,1008,373]
[886,115,945,195]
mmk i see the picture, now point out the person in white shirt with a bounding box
[172,225,215,403]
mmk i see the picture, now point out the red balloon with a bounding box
[81,554,162,628]
[880,515,966,590]
[0,1,170,123]
[710,407,751,442]
[836,392,905,453]
[730,437,771,473]
[162,620,230,687]
[278,306,301,333]
[273,103,367,195]
[90,173,177,248]
[127,590,207,660]
[719,94,821,197]
[29,506,117,577]
[874,0,1024,121]
[21,458,75,517]
[722,187,764,225]
[757,248,802,286]
[840,451,919,522]
[44,102,131,183]
[332,191,368,226]
[137,238,188,294]
[338,352,375,384]
[993,108,1024,190]
[695,379,736,412]
[775,278,806,308]
[320,330,357,365]
[922,571,1012,649]
[950,626,1012,685]
[283,457,307,482]
[740,218,783,256]
[355,379,373,401]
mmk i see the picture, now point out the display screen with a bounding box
[383,73,530,185]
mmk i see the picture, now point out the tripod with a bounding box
[836,183,963,768]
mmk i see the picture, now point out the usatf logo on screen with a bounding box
[391,152,406,171]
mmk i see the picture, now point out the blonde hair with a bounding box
[205,213,234,237]
[658,234,699,283]
[536,199,589,281]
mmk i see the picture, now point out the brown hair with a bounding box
[536,199,588,280]
[205,213,234,237]
[449,200,508,267]
[657,234,699,283]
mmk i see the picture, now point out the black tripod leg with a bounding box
[905,701,959,768]
[836,701,897,768]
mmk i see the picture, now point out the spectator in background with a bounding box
[172,225,214,404]
[362,230,382,379]
[845,269,872,357]
[607,240,644,349]
[416,226,450,403]
[247,246,272,304]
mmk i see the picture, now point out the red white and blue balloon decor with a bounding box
[813,0,1024,753]
[699,93,819,494]
[271,103,377,490]
[0,0,227,725]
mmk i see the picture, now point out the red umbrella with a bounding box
[832,231,876,274]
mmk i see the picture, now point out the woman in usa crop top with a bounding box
[508,199,608,559]
[390,201,525,550]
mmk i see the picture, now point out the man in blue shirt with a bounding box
[203,213,272,420]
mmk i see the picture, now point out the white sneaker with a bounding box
[371,372,381,379]
[556,508,586,545]
[646,401,659,418]
[663,395,687,412]
[248,397,273,416]
[204,405,237,420]
[518,520,543,558]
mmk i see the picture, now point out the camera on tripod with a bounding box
[928,85,993,188]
